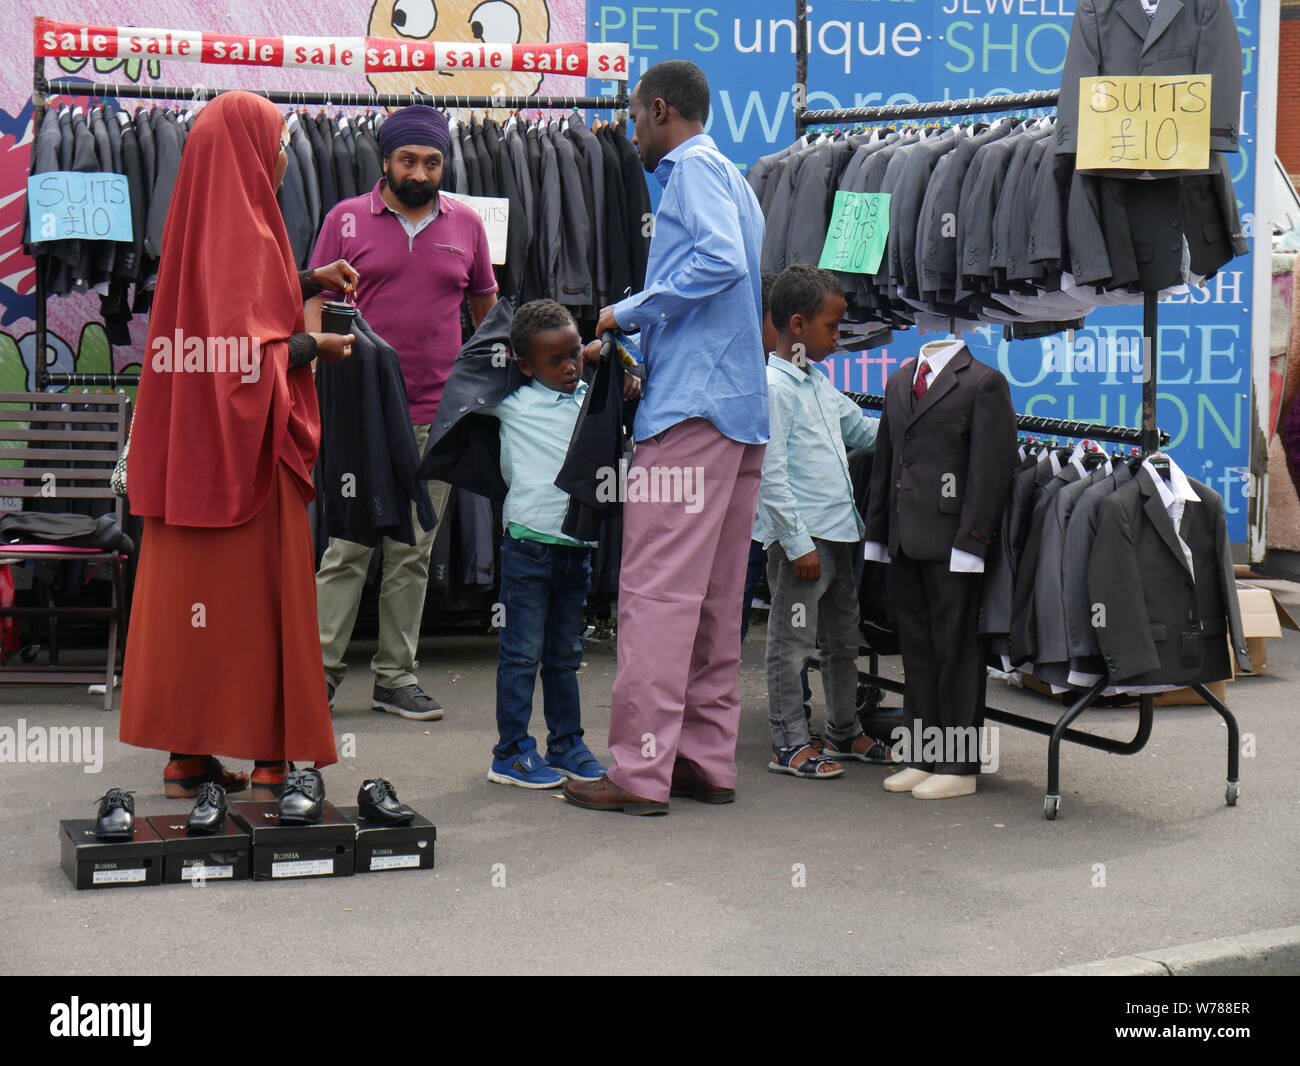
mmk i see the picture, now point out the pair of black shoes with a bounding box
[95,784,228,838]
[278,772,416,826]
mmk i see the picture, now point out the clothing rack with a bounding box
[29,44,630,390]
[846,395,1170,450]
[792,2,1239,819]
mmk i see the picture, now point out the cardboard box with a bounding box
[1234,583,1300,674]
[1018,673,1228,708]
[146,815,251,884]
[229,801,355,882]
[60,818,163,890]
[335,806,436,874]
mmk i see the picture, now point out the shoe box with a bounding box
[60,819,164,890]
[229,800,355,881]
[146,815,251,885]
[335,806,436,873]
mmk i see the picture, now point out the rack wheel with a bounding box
[1225,781,1239,806]
[1043,794,1060,820]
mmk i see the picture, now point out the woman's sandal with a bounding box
[768,743,844,779]
[250,761,295,801]
[163,755,249,798]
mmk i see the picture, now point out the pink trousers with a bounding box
[606,418,765,802]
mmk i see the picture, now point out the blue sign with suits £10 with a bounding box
[27,172,132,242]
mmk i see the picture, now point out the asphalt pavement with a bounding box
[2,580,1298,975]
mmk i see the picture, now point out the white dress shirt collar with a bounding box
[1142,455,1199,512]
[914,339,964,385]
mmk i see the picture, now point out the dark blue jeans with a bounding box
[494,535,592,760]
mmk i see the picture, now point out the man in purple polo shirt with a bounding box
[308,105,498,722]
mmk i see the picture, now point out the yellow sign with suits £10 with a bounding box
[1077,75,1211,172]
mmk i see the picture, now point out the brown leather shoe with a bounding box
[563,776,668,816]
[670,757,735,804]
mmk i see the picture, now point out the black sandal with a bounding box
[768,743,844,779]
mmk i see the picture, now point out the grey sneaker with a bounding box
[326,682,336,709]
[372,683,444,721]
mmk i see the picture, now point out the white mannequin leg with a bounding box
[883,767,932,792]
[911,773,977,799]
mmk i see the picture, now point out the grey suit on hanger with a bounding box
[568,113,607,304]
[535,126,563,302]
[144,112,183,259]
[1063,460,1134,666]
[549,124,592,306]
[289,118,321,232]
[1089,467,1250,684]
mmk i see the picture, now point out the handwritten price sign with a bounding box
[818,191,891,274]
[1077,75,1212,172]
[27,172,132,242]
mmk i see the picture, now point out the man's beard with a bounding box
[387,174,437,207]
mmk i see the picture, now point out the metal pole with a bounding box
[794,0,808,135]
[1142,289,1160,455]
[32,56,49,392]
[43,79,625,112]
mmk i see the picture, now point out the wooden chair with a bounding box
[0,391,130,710]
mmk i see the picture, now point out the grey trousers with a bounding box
[765,540,863,750]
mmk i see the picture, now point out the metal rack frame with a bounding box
[29,46,630,390]
[792,3,1239,819]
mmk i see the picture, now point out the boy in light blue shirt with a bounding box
[755,265,894,779]
[483,301,623,789]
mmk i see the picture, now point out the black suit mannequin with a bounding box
[863,341,1018,782]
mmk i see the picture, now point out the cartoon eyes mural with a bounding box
[391,0,437,39]
[469,2,523,45]
[368,0,552,103]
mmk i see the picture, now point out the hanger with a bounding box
[1147,450,1173,481]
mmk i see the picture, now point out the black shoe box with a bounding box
[229,800,355,881]
[335,806,436,873]
[60,819,163,890]
[145,815,251,884]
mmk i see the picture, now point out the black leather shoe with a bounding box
[94,787,135,840]
[186,782,227,834]
[357,778,415,826]
[279,768,324,825]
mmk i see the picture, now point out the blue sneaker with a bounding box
[488,747,565,789]
[545,744,607,782]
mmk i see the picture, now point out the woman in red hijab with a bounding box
[122,91,356,797]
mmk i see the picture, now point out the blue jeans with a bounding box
[494,535,592,760]
[744,539,812,703]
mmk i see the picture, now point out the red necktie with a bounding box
[911,359,931,402]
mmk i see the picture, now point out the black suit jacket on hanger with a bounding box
[863,346,1018,565]
[1056,0,1242,166]
[1088,466,1250,684]
[306,112,336,214]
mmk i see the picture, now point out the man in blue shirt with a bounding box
[563,60,768,815]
